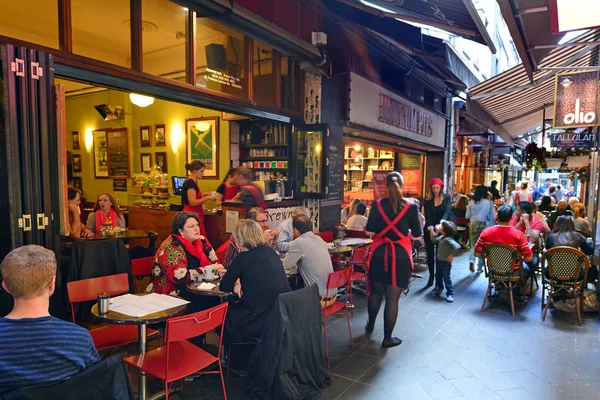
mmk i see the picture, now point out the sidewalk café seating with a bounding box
[542,246,590,326]
[348,246,371,310]
[481,244,529,317]
[322,267,354,368]
[67,273,159,355]
[124,303,229,400]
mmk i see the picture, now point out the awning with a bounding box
[328,0,495,52]
[468,29,600,139]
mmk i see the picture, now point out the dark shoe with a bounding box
[382,337,402,348]
[431,288,443,296]
[469,261,475,272]
[425,278,434,288]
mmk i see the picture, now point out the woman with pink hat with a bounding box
[423,177,454,288]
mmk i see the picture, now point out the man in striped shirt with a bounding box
[0,245,99,394]
[475,206,534,274]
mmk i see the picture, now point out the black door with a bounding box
[0,44,60,258]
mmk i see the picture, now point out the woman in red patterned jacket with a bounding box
[151,211,225,298]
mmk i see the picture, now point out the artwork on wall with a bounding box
[155,124,166,146]
[186,117,219,179]
[140,153,152,173]
[72,131,80,150]
[72,177,82,192]
[93,130,109,178]
[72,154,82,172]
[140,125,152,147]
[155,151,168,173]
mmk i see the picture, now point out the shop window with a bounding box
[0,0,58,49]
[142,0,186,81]
[72,0,131,67]
[253,41,275,106]
[196,18,247,98]
[281,55,301,112]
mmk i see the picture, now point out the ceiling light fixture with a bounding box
[130,93,155,107]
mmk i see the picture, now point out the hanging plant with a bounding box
[524,143,547,170]
[568,163,590,183]
[544,148,591,159]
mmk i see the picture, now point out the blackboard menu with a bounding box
[113,179,128,192]
[326,142,342,200]
[106,129,130,178]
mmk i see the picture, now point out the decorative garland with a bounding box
[568,163,590,183]
[524,143,591,171]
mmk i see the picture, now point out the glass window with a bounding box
[0,0,58,48]
[281,55,301,112]
[253,41,275,106]
[142,0,186,81]
[72,0,131,67]
[196,18,247,98]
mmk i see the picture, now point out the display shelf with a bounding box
[252,168,289,171]
[240,144,288,148]
[240,156,289,161]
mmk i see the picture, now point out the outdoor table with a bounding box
[91,294,187,400]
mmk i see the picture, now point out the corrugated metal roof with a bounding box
[469,29,600,138]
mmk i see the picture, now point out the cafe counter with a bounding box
[128,199,303,250]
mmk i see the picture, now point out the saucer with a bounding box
[203,275,219,282]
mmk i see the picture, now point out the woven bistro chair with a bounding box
[481,244,527,317]
[541,246,590,326]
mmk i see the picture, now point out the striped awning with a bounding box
[468,29,600,139]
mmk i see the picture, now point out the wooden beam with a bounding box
[130,0,143,71]
[497,0,534,82]
[245,36,254,101]
[58,0,72,53]
[186,10,196,86]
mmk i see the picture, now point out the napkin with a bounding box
[198,282,216,290]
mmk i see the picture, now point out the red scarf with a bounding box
[172,234,211,266]
[95,209,119,234]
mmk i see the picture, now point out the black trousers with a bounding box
[424,233,436,283]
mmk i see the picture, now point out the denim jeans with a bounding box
[469,221,487,267]
[436,260,454,295]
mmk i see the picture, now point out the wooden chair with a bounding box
[541,246,590,325]
[322,268,354,368]
[481,244,528,317]
[124,303,229,400]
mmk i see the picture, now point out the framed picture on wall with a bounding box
[93,130,109,178]
[72,177,82,192]
[72,154,82,172]
[141,153,152,173]
[155,152,168,173]
[186,117,219,179]
[72,131,80,150]
[140,126,152,147]
[155,124,166,146]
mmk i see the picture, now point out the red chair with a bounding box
[346,230,369,238]
[315,231,334,242]
[455,216,469,248]
[215,240,230,264]
[67,273,159,354]
[348,246,371,314]
[124,303,229,400]
[322,268,354,367]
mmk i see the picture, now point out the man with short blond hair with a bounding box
[0,245,99,394]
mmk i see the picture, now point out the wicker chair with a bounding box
[541,246,590,325]
[481,243,528,316]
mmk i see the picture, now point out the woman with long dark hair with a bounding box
[538,195,555,213]
[182,160,216,237]
[466,185,495,272]
[423,178,453,287]
[365,172,422,348]
[215,167,239,205]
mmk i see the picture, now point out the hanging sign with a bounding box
[372,170,388,200]
[553,71,600,129]
[549,131,596,148]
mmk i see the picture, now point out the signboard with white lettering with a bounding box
[553,71,600,129]
[549,131,596,148]
[266,206,296,229]
[348,73,446,148]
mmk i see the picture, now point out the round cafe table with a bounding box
[186,279,232,303]
[327,245,353,255]
[91,294,187,400]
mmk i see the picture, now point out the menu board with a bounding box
[326,142,342,200]
[106,128,130,178]
[400,154,422,196]
[372,170,388,200]
[113,179,128,192]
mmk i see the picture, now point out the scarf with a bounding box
[95,208,119,234]
[171,234,211,267]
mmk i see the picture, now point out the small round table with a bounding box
[186,279,232,302]
[327,245,353,255]
[91,295,187,400]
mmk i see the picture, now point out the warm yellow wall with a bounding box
[65,89,230,206]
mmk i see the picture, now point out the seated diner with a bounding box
[85,192,126,235]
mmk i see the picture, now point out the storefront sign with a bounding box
[348,73,446,148]
[266,206,296,229]
[550,131,596,148]
[205,68,242,90]
[402,169,422,197]
[372,170,388,201]
[553,71,600,129]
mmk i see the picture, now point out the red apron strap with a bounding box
[243,185,267,209]
[375,200,412,238]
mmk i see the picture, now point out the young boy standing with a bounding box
[430,221,462,302]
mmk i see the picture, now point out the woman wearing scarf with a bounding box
[86,192,126,234]
[151,212,224,300]
[423,178,454,288]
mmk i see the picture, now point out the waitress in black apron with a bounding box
[365,172,423,348]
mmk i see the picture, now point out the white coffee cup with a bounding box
[203,266,216,279]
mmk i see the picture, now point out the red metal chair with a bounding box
[124,303,229,400]
[315,231,334,242]
[131,256,154,277]
[348,246,371,314]
[215,240,230,264]
[67,273,159,354]
[346,230,369,238]
[322,267,354,367]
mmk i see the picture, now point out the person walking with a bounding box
[365,172,423,348]
[466,185,495,272]
[430,221,461,302]
[423,177,453,287]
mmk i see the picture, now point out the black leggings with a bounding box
[367,282,404,340]
[424,233,436,283]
